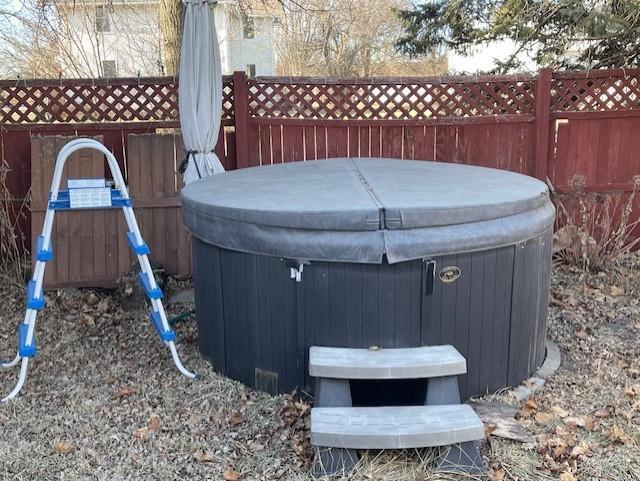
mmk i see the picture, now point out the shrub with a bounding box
[0,158,28,284]
[551,174,640,272]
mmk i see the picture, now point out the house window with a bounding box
[242,14,255,39]
[101,60,117,78]
[95,5,110,33]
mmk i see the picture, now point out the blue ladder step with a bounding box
[150,310,176,342]
[35,235,54,262]
[18,323,37,357]
[138,272,163,300]
[126,232,150,255]
[48,189,132,210]
[27,279,45,310]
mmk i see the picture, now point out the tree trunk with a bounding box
[159,0,182,75]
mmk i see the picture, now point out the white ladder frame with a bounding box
[1,138,197,402]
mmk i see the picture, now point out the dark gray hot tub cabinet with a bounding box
[182,158,555,400]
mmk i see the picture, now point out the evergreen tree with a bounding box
[396,0,640,73]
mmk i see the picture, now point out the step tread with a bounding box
[311,405,484,449]
[309,345,466,379]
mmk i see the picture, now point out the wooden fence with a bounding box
[1,68,639,286]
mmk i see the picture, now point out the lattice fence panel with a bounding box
[247,79,536,119]
[1,77,234,124]
[551,74,640,112]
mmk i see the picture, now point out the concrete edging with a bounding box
[512,340,561,402]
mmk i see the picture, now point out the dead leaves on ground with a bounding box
[605,425,630,444]
[563,415,597,431]
[515,395,633,476]
[508,379,640,481]
[491,467,506,481]
[222,470,241,481]
[193,449,214,463]
[570,442,590,458]
[519,398,539,418]
[132,427,150,441]
[534,412,554,425]
[551,405,570,418]
[624,383,639,400]
[519,398,599,432]
[149,414,161,431]
[53,440,74,455]
[113,385,134,400]
[229,411,243,426]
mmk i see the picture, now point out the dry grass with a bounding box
[317,449,489,481]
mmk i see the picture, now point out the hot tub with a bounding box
[181,158,555,399]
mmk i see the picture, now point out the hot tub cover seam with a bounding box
[348,158,385,229]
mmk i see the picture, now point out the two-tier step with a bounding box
[309,345,485,476]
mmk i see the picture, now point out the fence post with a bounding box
[232,71,250,169]
[534,68,552,180]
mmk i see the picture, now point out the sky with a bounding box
[448,39,538,74]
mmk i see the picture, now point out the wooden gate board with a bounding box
[31,134,191,288]
[126,133,191,278]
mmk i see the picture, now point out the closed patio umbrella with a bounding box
[179,0,225,184]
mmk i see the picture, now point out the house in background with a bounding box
[215,0,278,77]
[53,0,278,78]
[53,0,163,78]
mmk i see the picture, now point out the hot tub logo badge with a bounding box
[439,266,461,283]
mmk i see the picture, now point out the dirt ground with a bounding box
[1,257,639,481]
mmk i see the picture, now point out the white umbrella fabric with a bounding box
[179,0,225,184]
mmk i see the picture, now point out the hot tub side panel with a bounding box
[193,237,300,393]
[298,260,425,394]
[192,238,226,373]
[506,231,553,387]
[421,248,513,399]
[192,231,552,400]
[419,231,552,398]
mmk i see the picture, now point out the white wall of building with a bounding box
[214,4,277,76]
[58,0,163,77]
[56,0,277,78]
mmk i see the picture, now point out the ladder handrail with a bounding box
[50,138,129,201]
[44,138,144,250]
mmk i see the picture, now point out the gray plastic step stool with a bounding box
[309,345,485,476]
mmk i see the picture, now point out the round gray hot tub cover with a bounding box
[181,158,555,264]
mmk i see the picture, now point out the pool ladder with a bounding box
[1,138,197,402]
